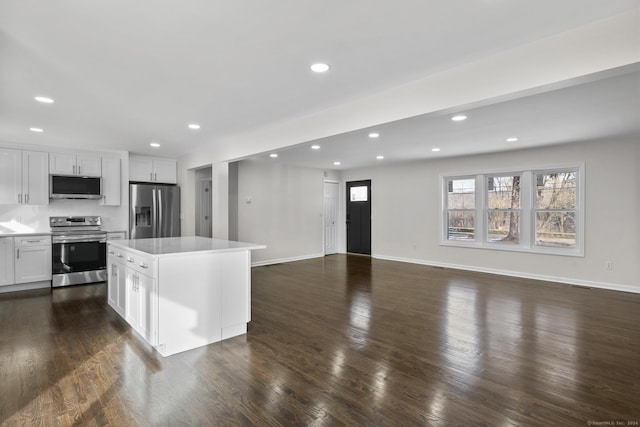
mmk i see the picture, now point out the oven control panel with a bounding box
[50,216,102,227]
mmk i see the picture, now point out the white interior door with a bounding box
[324,181,339,255]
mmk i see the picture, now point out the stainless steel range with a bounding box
[50,216,107,287]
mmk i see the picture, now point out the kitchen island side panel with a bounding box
[157,253,223,357]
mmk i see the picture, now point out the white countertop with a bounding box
[0,221,51,237]
[108,236,266,256]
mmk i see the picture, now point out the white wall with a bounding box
[341,138,640,292]
[236,160,335,264]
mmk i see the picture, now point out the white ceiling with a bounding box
[258,66,640,169]
[1,1,638,165]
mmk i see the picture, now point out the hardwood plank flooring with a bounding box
[1,254,639,426]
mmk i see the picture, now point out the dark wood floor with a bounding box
[1,255,639,426]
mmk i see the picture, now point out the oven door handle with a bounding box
[53,236,107,244]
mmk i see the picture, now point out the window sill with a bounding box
[439,240,584,257]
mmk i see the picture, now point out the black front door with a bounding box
[346,180,371,255]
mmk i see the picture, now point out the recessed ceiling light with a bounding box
[376,155,384,160]
[188,123,201,130]
[311,145,320,150]
[432,148,441,152]
[368,132,379,138]
[270,153,278,158]
[29,127,44,133]
[150,142,160,148]
[451,115,467,121]
[506,137,519,142]
[310,63,330,73]
[333,161,341,166]
[34,96,54,104]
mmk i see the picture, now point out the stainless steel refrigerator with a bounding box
[129,183,180,239]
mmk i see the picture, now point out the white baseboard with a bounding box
[252,253,325,267]
[0,281,51,294]
[372,254,640,295]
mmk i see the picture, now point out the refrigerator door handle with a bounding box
[152,187,158,238]
[157,188,163,237]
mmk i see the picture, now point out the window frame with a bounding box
[440,164,584,257]
[444,176,480,243]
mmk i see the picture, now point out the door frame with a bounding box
[346,179,372,255]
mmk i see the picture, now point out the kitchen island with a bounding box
[107,236,265,357]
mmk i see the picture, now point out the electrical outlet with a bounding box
[605,261,613,270]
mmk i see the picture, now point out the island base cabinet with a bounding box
[107,242,254,358]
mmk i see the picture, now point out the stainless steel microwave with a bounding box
[49,175,102,199]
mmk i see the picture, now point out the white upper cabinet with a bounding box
[153,158,177,184]
[0,148,48,205]
[129,155,177,184]
[50,152,101,177]
[22,151,49,205]
[0,148,22,204]
[100,156,121,206]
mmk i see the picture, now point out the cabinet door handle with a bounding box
[78,165,81,175]
[16,249,20,259]
[154,172,157,181]
[24,240,41,243]
[25,194,29,204]
[150,172,153,181]
[73,165,76,174]
[18,194,22,204]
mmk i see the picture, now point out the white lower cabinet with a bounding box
[107,254,126,316]
[0,238,14,286]
[136,271,154,342]
[14,235,52,284]
[108,247,158,346]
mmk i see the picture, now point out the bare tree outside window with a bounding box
[535,171,577,247]
[487,175,521,244]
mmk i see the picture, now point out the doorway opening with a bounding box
[346,180,371,255]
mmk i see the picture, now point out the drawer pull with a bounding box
[108,250,115,254]
[126,257,134,263]
[116,253,123,258]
